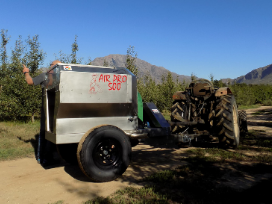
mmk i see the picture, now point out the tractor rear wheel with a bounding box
[171,101,188,133]
[214,95,240,148]
[238,110,248,137]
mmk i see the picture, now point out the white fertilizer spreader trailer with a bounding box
[42,63,170,182]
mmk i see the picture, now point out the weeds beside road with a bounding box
[0,121,39,161]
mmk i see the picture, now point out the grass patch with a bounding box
[241,130,272,148]
[187,147,272,164]
[0,121,39,161]
[238,104,261,110]
[161,110,171,121]
[262,99,272,106]
[251,109,272,115]
[49,201,64,204]
[85,187,168,204]
[186,148,246,162]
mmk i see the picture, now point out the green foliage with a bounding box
[137,73,159,105]
[229,83,272,106]
[54,35,82,64]
[0,32,44,121]
[103,59,109,67]
[126,45,138,76]
[24,35,46,73]
[137,71,187,111]
[190,72,197,82]
[0,29,9,67]
[213,79,226,88]
[71,35,80,64]
[0,121,39,160]
[262,99,272,106]
[85,186,168,204]
[86,56,92,65]
[138,73,272,112]
[157,72,176,111]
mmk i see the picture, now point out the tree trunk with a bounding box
[31,114,35,123]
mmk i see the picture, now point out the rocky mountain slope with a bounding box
[91,54,191,83]
[232,64,272,84]
[91,54,272,85]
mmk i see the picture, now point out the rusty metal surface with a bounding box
[215,87,232,97]
[172,91,186,100]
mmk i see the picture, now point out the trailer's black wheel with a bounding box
[215,95,240,148]
[57,143,78,164]
[238,110,248,137]
[77,125,131,182]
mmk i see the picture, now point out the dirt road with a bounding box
[0,136,188,203]
[0,106,271,204]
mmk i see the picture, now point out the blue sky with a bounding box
[1,0,272,80]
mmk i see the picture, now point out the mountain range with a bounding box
[91,54,272,85]
[232,64,272,84]
[91,54,191,83]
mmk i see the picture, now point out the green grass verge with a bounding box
[251,109,272,115]
[0,121,39,161]
[49,201,64,204]
[161,110,171,121]
[238,104,261,110]
[85,187,168,204]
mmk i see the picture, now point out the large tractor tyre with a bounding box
[57,143,78,164]
[77,125,131,182]
[171,101,188,133]
[214,95,240,148]
[238,110,248,137]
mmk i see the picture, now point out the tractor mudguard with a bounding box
[173,91,186,100]
[215,87,232,97]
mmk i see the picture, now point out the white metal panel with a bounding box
[59,71,132,103]
[56,133,84,144]
[55,116,137,143]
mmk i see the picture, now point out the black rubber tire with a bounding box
[238,110,248,137]
[57,143,78,164]
[171,101,188,133]
[77,125,131,182]
[214,95,240,148]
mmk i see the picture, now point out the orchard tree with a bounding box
[157,72,175,111]
[0,33,45,121]
[191,72,197,82]
[209,73,214,84]
[86,56,92,65]
[126,45,138,76]
[24,35,45,73]
[54,35,82,64]
[23,35,45,121]
[137,72,158,105]
[103,59,109,67]
[71,35,79,64]
[0,29,10,89]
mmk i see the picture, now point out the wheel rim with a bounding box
[93,138,122,169]
[232,105,239,144]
